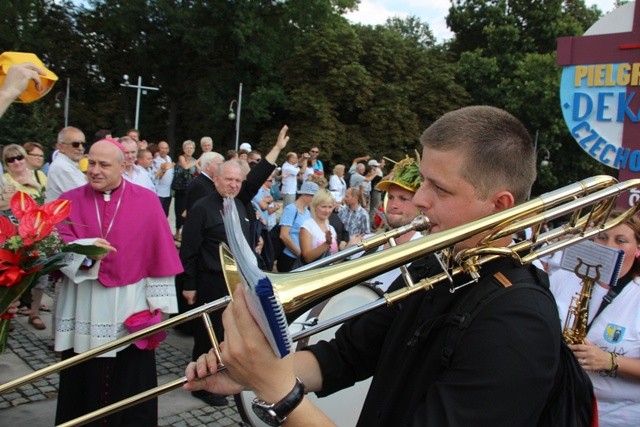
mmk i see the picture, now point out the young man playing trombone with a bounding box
[185,106,568,426]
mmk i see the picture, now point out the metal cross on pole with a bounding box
[120,75,160,131]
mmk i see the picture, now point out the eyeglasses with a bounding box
[62,141,85,148]
[28,153,44,158]
[310,150,319,154]
[5,155,25,164]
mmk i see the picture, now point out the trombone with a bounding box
[2,175,639,426]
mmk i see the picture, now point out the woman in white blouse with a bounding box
[549,210,640,426]
[328,164,346,204]
[299,189,338,264]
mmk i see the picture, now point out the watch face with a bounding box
[252,403,280,427]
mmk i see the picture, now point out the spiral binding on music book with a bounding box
[222,198,292,357]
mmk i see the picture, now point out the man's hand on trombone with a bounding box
[183,285,298,402]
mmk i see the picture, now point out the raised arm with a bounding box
[264,125,290,165]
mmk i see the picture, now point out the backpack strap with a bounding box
[441,264,547,368]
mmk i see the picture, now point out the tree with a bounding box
[0,0,83,152]
[278,17,469,166]
[446,0,608,193]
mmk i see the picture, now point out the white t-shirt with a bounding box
[300,217,338,256]
[123,165,156,192]
[281,161,300,195]
[153,155,174,197]
[550,269,640,427]
[45,153,86,202]
[329,174,346,204]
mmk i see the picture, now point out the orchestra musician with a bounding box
[350,156,425,291]
[549,210,640,426]
[185,106,571,426]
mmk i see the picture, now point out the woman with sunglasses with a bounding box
[1,144,47,207]
[1,144,49,330]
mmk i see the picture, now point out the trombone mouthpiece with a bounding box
[411,215,432,233]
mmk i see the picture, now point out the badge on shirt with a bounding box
[603,323,626,344]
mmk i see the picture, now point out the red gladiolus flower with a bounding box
[0,216,16,245]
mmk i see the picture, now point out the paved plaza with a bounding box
[0,290,246,427]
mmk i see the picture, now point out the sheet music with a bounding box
[560,239,624,286]
[222,198,292,357]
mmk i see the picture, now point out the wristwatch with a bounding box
[252,377,305,426]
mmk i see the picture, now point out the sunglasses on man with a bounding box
[62,141,85,149]
[5,155,25,164]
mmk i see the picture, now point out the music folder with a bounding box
[560,239,625,287]
[222,198,292,358]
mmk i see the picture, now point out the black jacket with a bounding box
[307,256,561,426]
[180,159,275,291]
[180,192,251,291]
[185,173,214,212]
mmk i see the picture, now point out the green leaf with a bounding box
[0,274,37,315]
[61,244,109,258]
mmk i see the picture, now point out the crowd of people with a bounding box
[1,61,639,427]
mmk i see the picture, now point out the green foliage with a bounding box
[279,19,468,166]
[0,0,618,193]
[447,0,615,194]
[0,103,59,153]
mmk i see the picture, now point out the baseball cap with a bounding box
[368,159,380,167]
[375,156,422,193]
[239,142,252,152]
[0,52,58,103]
[298,181,319,195]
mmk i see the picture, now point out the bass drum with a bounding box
[234,283,383,427]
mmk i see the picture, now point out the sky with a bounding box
[344,0,621,42]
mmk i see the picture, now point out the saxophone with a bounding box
[562,259,601,345]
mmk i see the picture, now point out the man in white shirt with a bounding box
[45,126,87,202]
[153,140,175,217]
[137,148,156,184]
[280,151,307,207]
[121,136,155,191]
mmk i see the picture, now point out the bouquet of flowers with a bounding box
[0,191,105,352]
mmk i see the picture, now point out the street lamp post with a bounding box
[227,83,243,151]
[54,77,70,127]
[120,75,159,131]
[539,148,551,168]
[63,77,69,127]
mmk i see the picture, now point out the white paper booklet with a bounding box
[560,239,625,286]
[222,198,292,357]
